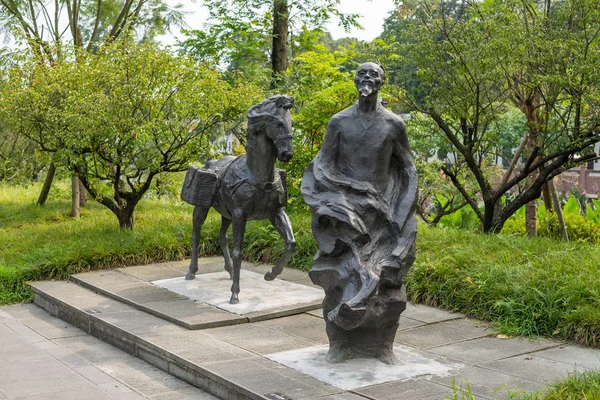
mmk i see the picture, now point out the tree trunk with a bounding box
[71,174,80,218]
[548,178,568,242]
[79,178,87,206]
[525,132,539,237]
[117,204,136,229]
[526,202,537,238]
[271,0,289,85]
[542,182,553,212]
[37,162,56,206]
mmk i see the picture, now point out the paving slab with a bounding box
[398,316,427,331]
[533,344,600,370]
[142,299,247,329]
[54,335,134,364]
[56,333,218,399]
[266,344,461,391]
[394,317,493,349]
[203,357,342,400]
[427,336,562,365]
[481,354,589,384]
[429,364,546,399]
[402,302,464,323]
[152,270,323,315]
[71,270,188,304]
[142,329,257,364]
[2,318,49,343]
[9,387,119,400]
[256,313,329,345]
[95,310,186,336]
[46,346,90,368]
[309,394,367,400]
[0,304,218,400]
[205,322,317,355]
[0,321,11,335]
[148,386,220,400]
[353,377,453,400]
[19,312,87,339]
[117,261,191,281]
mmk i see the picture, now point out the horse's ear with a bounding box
[275,96,285,108]
[278,95,294,110]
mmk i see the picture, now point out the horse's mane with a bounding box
[247,95,294,124]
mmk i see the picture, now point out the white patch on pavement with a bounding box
[152,270,323,314]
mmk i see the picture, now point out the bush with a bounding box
[408,227,600,347]
[502,212,600,243]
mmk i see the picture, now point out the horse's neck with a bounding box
[245,130,276,182]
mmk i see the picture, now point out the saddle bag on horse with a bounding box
[181,165,218,207]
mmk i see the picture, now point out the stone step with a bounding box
[69,259,323,330]
[29,280,344,400]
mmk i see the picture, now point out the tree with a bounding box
[9,41,261,228]
[177,0,360,84]
[0,0,185,208]
[385,0,600,233]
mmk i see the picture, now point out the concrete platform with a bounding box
[152,270,323,315]
[24,258,600,400]
[71,258,322,328]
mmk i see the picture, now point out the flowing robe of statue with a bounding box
[301,101,417,363]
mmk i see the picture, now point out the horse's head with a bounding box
[247,95,294,163]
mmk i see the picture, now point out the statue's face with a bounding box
[354,63,384,97]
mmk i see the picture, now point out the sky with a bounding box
[158,0,396,45]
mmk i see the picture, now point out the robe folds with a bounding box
[301,103,418,331]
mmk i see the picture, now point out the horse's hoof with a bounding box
[264,271,275,281]
[185,273,195,280]
[230,295,239,304]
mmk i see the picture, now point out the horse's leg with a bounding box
[185,206,209,280]
[219,216,233,279]
[230,209,246,304]
[264,208,296,281]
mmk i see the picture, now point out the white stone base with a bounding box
[266,345,460,390]
[152,270,323,315]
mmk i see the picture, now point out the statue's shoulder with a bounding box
[329,104,357,125]
[380,107,406,129]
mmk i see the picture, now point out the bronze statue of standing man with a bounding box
[301,62,418,364]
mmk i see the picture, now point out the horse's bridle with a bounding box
[273,133,293,145]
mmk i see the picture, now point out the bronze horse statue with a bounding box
[184,95,296,304]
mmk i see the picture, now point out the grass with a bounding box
[409,227,600,347]
[0,182,314,304]
[448,369,600,399]
[2,182,600,350]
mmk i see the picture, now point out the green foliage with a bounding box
[177,0,361,81]
[502,199,600,244]
[447,369,600,399]
[408,226,600,346]
[376,0,600,232]
[0,181,315,303]
[4,40,261,228]
[0,64,50,183]
[281,38,358,208]
[522,369,600,400]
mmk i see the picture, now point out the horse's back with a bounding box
[206,156,237,172]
